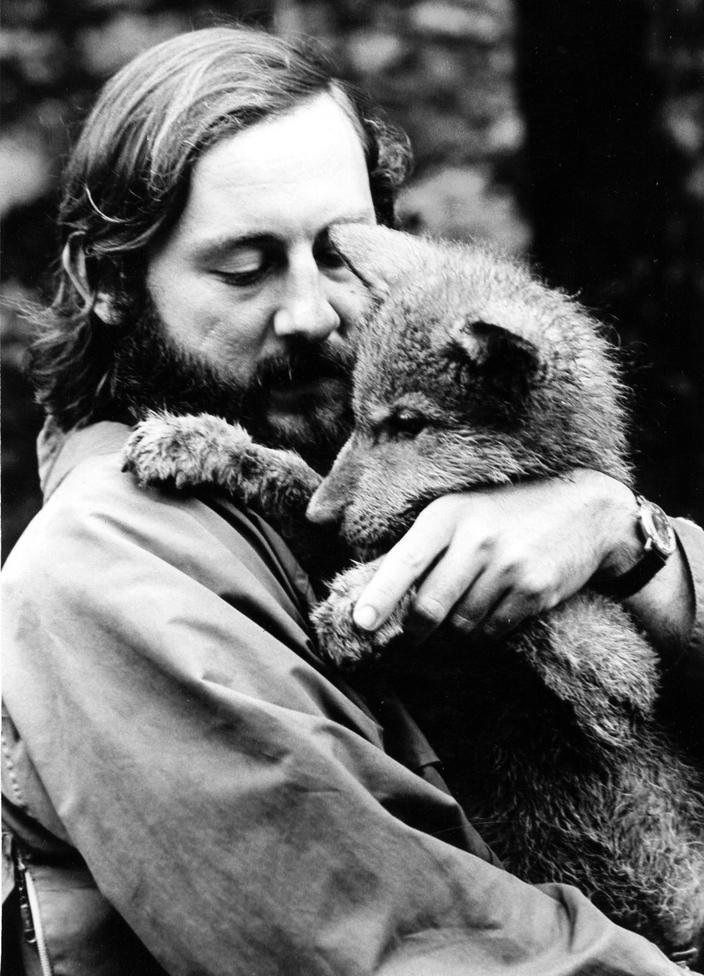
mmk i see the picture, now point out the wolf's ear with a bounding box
[447,319,543,394]
[328,224,428,293]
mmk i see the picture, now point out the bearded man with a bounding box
[2,25,703,976]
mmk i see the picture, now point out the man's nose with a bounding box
[273,250,340,342]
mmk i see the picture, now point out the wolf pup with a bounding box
[123,224,704,961]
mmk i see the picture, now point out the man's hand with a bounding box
[352,470,691,650]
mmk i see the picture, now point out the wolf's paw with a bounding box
[311,561,413,669]
[122,411,250,490]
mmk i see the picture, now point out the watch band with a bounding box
[592,547,667,599]
[592,494,676,600]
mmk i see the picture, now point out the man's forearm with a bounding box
[593,476,697,656]
[623,542,695,655]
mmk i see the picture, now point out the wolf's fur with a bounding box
[123,224,704,958]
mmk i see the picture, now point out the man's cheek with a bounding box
[335,284,374,340]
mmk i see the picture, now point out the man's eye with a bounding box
[214,246,272,286]
[321,252,345,269]
[215,264,268,286]
[314,239,345,270]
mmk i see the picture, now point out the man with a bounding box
[2,25,702,976]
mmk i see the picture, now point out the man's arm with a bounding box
[1,456,682,975]
[591,474,696,653]
[353,469,697,651]
[352,469,704,766]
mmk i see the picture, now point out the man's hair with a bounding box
[31,25,412,431]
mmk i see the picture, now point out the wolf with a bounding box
[123,223,704,961]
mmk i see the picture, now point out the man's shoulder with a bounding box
[4,422,314,626]
[47,436,199,528]
[22,431,207,553]
[6,424,271,585]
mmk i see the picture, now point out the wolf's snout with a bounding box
[306,478,348,525]
[306,440,359,526]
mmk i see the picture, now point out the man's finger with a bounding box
[472,592,531,640]
[447,567,511,637]
[404,538,486,644]
[480,580,562,639]
[352,520,453,630]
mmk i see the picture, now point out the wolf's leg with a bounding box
[515,593,661,747]
[311,559,415,668]
[122,411,321,524]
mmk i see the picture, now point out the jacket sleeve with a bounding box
[1,453,682,976]
[659,517,704,760]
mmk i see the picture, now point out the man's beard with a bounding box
[107,299,355,473]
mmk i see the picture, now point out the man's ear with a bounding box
[61,233,119,325]
[328,223,429,293]
[446,318,543,394]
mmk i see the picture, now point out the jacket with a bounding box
[3,421,701,975]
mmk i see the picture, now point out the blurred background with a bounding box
[2,0,703,560]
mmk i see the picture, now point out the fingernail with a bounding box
[353,605,378,631]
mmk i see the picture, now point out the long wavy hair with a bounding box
[30,25,412,431]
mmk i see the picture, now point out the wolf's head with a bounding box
[307,224,631,555]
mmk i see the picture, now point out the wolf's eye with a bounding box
[390,410,426,440]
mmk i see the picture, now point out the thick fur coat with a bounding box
[124,224,704,960]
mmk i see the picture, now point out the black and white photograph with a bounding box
[2,1,703,973]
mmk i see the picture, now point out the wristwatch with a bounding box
[593,494,677,599]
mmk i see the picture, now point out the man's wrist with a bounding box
[587,474,643,580]
[592,480,678,597]
[570,472,693,654]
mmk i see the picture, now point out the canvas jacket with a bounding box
[2,421,702,976]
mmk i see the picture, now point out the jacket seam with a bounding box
[1,724,27,810]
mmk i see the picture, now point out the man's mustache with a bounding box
[252,340,355,391]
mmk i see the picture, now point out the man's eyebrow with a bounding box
[192,214,375,262]
[329,211,376,228]
[192,233,277,263]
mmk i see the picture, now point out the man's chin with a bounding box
[262,392,351,472]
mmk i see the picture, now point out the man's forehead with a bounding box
[175,93,375,244]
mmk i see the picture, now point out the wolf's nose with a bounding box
[307,439,357,525]
[306,487,344,526]
[305,496,341,526]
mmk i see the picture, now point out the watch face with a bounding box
[640,500,677,557]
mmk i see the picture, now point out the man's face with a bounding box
[131,93,375,466]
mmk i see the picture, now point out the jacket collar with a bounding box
[38,419,132,502]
